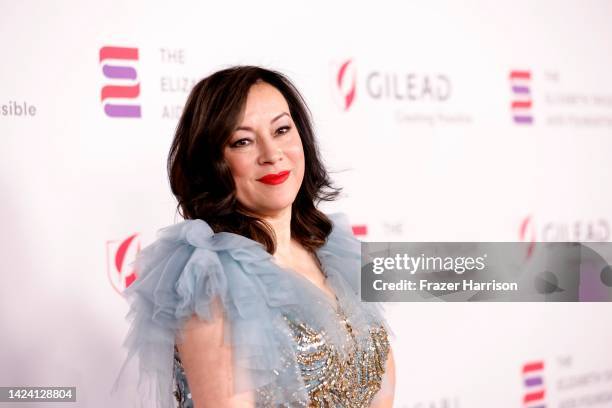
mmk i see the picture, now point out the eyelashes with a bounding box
[276,126,291,135]
[230,126,292,148]
[231,138,250,148]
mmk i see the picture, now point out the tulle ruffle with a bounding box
[111,213,391,407]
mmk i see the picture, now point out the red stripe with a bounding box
[510,71,531,80]
[99,46,139,62]
[101,84,140,101]
[523,390,545,403]
[345,85,355,109]
[337,59,352,87]
[512,100,532,109]
[522,361,544,373]
[352,225,367,236]
[115,234,137,272]
[125,272,137,288]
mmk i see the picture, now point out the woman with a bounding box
[114,66,395,407]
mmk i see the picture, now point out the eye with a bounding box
[276,126,291,135]
[230,138,251,148]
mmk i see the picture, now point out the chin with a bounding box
[240,183,301,213]
[250,194,297,215]
[264,199,296,213]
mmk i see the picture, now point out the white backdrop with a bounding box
[2,0,612,406]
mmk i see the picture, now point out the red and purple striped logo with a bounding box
[521,360,546,408]
[99,46,142,118]
[510,70,533,125]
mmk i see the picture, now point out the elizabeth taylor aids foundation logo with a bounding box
[99,46,142,118]
[509,70,533,125]
[522,360,546,407]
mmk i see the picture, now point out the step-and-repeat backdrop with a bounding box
[2,1,612,406]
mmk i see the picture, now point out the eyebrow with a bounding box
[235,112,289,132]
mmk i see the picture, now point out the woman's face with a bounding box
[223,82,305,217]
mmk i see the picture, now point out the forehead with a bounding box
[239,82,289,122]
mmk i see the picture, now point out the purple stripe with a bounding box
[104,104,142,118]
[512,86,530,94]
[103,65,137,80]
[528,405,545,408]
[513,115,533,124]
[525,377,543,387]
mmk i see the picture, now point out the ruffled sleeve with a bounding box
[111,219,305,408]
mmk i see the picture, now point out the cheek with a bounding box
[295,151,305,177]
[224,154,256,201]
[294,145,305,179]
[225,154,252,179]
[284,136,305,169]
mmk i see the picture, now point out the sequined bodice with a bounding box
[173,305,390,407]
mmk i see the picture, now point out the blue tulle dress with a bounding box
[113,213,392,407]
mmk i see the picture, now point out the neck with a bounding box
[260,206,294,260]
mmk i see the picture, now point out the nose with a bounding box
[257,134,283,165]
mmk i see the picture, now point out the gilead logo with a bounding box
[519,215,610,243]
[107,233,141,295]
[99,46,142,118]
[332,58,453,113]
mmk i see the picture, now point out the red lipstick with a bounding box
[257,170,290,185]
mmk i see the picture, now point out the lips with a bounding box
[257,170,290,185]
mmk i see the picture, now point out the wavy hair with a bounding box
[168,66,340,253]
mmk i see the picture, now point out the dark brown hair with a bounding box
[168,66,340,253]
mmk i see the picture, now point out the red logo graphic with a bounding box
[332,59,357,111]
[107,233,141,295]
